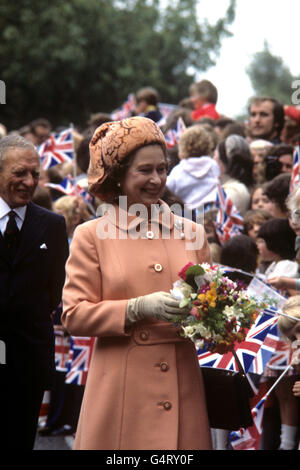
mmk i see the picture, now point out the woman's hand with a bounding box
[268,277,296,291]
[292,380,300,397]
[126,291,189,325]
[267,277,286,290]
[54,324,69,335]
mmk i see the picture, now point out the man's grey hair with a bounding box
[286,184,300,223]
[0,134,37,171]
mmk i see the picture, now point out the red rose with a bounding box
[190,307,200,319]
[178,262,194,281]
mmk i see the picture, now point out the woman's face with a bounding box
[289,217,300,236]
[121,145,167,209]
[288,322,300,342]
[247,223,262,241]
[251,187,273,213]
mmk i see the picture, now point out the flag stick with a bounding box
[262,309,300,323]
[70,122,77,181]
[264,364,293,398]
[232,349,256,393]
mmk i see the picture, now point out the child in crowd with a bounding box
[134,87,162,123]
[243,209,273,241]
[166,124,219,212]
[275,295,300,450]
[256,218,297,281]
[250,184,274,214]
[189,79,220,122]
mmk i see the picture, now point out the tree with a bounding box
[247,41,297,106]
[0,0,236,129]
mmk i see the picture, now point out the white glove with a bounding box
[125,291,188,326]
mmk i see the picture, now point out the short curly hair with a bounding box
[178,124,213,159]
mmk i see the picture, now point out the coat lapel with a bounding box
[13,202,48,266]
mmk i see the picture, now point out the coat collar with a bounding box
[102,199,175,233]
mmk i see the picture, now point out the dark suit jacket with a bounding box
[0,202,69,389]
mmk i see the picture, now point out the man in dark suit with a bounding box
[0,135,69,449]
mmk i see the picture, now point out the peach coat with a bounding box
[62,201,212,450]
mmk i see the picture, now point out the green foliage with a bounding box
[0,0,236,129]
[247,41,297,106]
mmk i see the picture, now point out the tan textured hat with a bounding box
[88,116,166,197]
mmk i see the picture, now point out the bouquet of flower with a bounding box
[170,262,273,354]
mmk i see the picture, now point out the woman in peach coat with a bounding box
[62,117,212,450]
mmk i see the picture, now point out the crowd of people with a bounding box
[1,79,300,451]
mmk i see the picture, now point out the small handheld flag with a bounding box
[289,145,300,193]
[214,185,244,245]
[38,127,74,170]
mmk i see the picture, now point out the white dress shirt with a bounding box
[0,197,27,235]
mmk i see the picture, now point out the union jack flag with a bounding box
[230,396,266,450]
[46,176,94,206]
[38,127,74,170]
[247,321,282,375]
[65,336,95,386]
[111,94,135,121]
[214,185,244,245]
[159,103,177,120]
[197,309,279,373]
[54,330,71,372]
[165,117,186,149]
[75,181,94,205]
[289,145,300,193]
[264,326,293,374]
[46,176,75,195]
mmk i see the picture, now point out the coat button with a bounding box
[140,331,149,341]
[146,230,154,239]
[154,263,163,272]
[160,362,169,372]
[163,401,172,410]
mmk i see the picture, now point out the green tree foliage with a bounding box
[247,41,297,106]
[0,0,236,129]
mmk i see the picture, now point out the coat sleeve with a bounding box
[61,222,129,338]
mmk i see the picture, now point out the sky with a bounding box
[194,0,300,118]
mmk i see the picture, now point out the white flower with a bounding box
[182,325,196,338]
[224,305,235,319]
[234,308,244,319]
[170,280,186,300]
[195,323,210,339]
[170,288,184,301]
[200,263,211,272]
